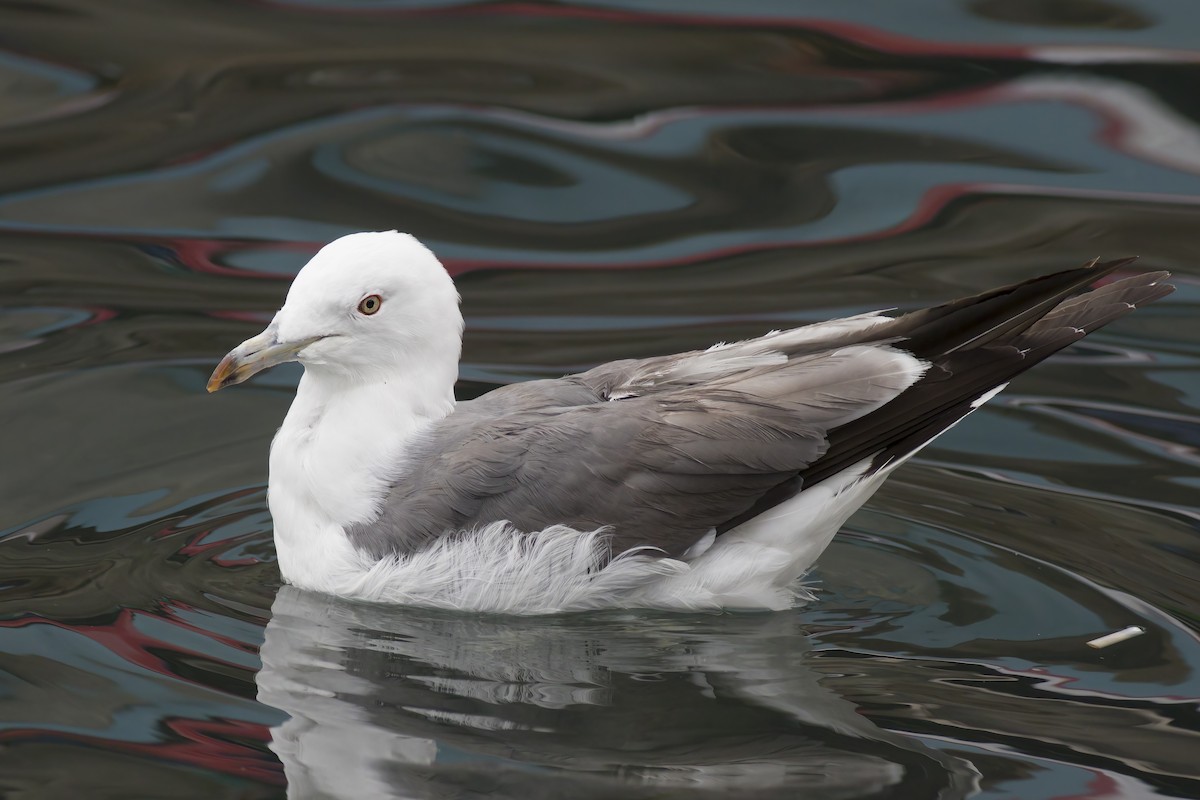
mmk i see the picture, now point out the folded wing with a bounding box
[349,338,925,559]
[349,259,1172,562]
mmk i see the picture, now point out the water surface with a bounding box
[1,2,1198,798]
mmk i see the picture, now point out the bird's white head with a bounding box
[208,231,463,392]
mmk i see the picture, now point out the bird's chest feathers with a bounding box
[269,388,418,533]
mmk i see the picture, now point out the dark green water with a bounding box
[1,2,1198,798]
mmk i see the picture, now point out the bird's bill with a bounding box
[207,328,320,392]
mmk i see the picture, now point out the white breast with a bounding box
[268,374,443,594]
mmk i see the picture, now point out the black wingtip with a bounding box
[1087,256,1139,280]
[896,255,1152,358]
[1143,269,1172,283]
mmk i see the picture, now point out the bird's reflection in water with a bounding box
[259,586,978,799]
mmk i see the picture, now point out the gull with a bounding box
[207,231,1172,613]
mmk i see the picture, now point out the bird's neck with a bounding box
[267,356,457,574]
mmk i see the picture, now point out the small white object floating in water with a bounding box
[1086,626,1147,649]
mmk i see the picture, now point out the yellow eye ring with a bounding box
[358,294,382,315]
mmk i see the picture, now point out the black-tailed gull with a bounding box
[207,231,1172,613]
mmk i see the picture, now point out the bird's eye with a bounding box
[357,294,382,315]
